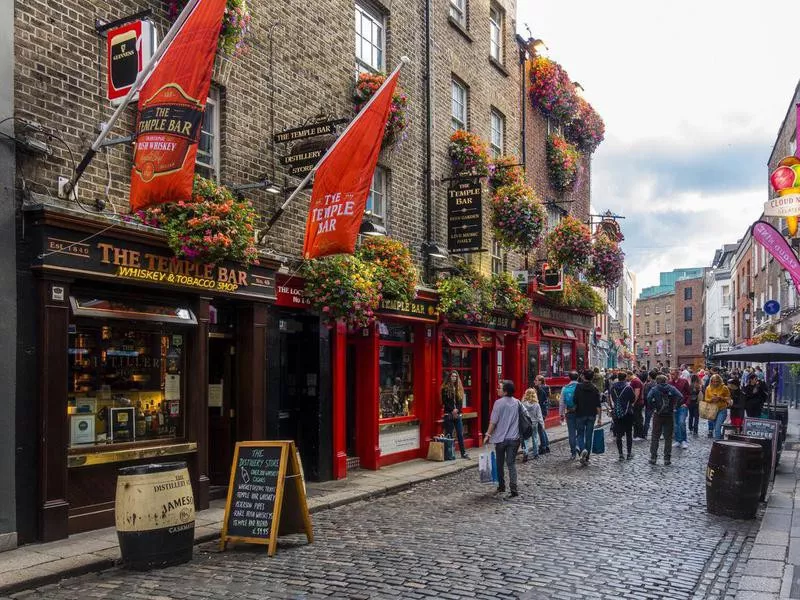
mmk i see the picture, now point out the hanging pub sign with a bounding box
[447,178,482,253]
[540,262,564,292]
[275,118,347,178]
[106,19,157,105]
[273,119,347,144]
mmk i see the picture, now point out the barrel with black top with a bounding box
[706,440,763,519]
[115,462,195,570]
[728,433,771,501]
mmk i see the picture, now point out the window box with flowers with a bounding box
[490,183,547,253]
[528,56,579,123]
[127,175,259,265]
[448,130,490,177]
[586,233,625,289]
[356,237,418,302]
[548,276,605,315]
[490,272,531,317]
[353,72,409,149]
[546,134,580,193]
[545,215,592,275]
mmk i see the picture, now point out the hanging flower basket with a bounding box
[448,130,490,176]
[353,72,409,148]
[565,98,605,154]
[586,233,625,289]
[528,56,579,123]
[550,276,605,314]
[546,134,580,193]
[301,255,382,329]
[488,155,524,189]
[356,236,417,302]
[167,0,251,57]
[437,263,494,323]
[545,215,592,274]
[126,175,259,265]
[490,272,531,317]
[491,183,547,252]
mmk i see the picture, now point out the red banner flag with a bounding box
[129,0,226,212]
[302,70,400,259]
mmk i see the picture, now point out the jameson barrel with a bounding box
[706,440,763,520]
[728,434,771,501]
[115,462,195,570]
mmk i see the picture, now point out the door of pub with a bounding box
[208,335,236,493]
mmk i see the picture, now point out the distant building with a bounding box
[634,291,675,370]
[703,244,736,359]
[675,277,705,369]
[640,268,706,299]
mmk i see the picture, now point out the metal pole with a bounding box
[64,0,203,196]
[258,57,410,242]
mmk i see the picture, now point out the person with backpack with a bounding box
[559,371,580,459]
[534,375,551,454]
[483,381,522,498]
[642,370,658,439]
[627,370,645,441]
[647,374,684,466]
[521,387,544,461]
[574,369,603,466]
[610,371,636,460]
[669,368,691,450]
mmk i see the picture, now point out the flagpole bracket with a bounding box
[95,9,153,35]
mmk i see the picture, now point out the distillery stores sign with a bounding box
[35,226,276,300]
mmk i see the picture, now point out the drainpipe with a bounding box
[424,0,434,283]
[516,35,527,167]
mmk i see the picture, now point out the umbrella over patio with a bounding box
[713,341,800,363]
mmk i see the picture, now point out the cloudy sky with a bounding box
[517,2,799,294]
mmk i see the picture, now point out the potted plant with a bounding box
[528,56,579,123]
[437,263,493,323]
[490,272,531,317]
[550,276,605,314]
[545,215,592,274]
[127,175,259,265]
[448,130,490,176]
[490,183,547,252]
[356,236,417,302]
[488,155,524,190]
[353,73,409,148]
[546,134,581,193]
[301,255,382,329]
[565,98,605,154]
[586,233,625,289]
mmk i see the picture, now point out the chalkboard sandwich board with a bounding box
[742,417,780,481]
[220,441,313,556]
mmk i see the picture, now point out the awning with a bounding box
[70,296,197,325]
[443,331,481,349]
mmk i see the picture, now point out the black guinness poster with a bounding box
[447,178,482,253]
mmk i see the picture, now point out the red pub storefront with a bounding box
[525,303,594,426]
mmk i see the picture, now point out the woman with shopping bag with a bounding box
[700,374,732,440]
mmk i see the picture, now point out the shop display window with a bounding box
[576,346,586,371]
[441,347,474,409]
[527,344,539,386]
[67,322,185,449]
[378,323,415,419]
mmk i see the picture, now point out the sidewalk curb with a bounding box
[0,429,575,596]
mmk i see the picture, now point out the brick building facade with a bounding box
[675,277,704,368]
[634,292,675,370]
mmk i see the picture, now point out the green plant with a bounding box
[546,134,581,193]
[448,130,490,176]
[353,72,409,148]
[488,155,524,189]
[301,255,381,329]
[437,263,494,322]
[127,175,259,265]
[491,183,547,252]
[490,272,530,317]
[545,215,592,274]
[356,237,417,302]
[586,233,625,289]
[550,276,605,314]
[565,97,605,154]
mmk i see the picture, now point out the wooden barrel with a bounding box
[706,441,763,519]
[728,434,771,501]
[115,462,195,570]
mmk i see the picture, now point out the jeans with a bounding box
[644,407,653,438]
[614,413,634,455]
[650,414,674,462]
[674,406,688,443]
[688,404,699,434]
[538,421,549,450]
[565,412,577,456]
[495,439,520,492]
[576,415,596,457]
[713,409,728,440]
[521,433,538,457]
[633,405,645,439]
[443,413,467,456]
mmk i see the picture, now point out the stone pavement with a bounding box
[3,423,760,600]
[736,406,800,600]
[0,422,569,595]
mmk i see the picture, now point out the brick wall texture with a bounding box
[675,277,704,368]
[634,293,675,369]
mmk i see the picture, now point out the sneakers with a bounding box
[522,454,528,463]
[618,453,624,461]
[649,457,657,465]
[672,441,680,448]
[579,449,589,465]
[681,441,689,449]
[461,453,470,459]
[664,460,671,466]
[627,453,633,461]
[495,485,506,493]
[507,491,519,499]
[707,431,713,438]
[570,453,577,461]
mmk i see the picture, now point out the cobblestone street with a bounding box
[7,432,759,600]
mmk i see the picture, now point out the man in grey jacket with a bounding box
[484,381,520,498]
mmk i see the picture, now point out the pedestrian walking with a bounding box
[647,375,683,466]
[610,371,636,460]
[755,366,765,382]
[704,374,732,440]
[534,375,551,454]
[670,368,691,449]
[743,373,768,418]
[441,371,469,458]
[521,387,544,461]
[642,370,658,439]
[574,369,603,466]
[483,381,521,498]
[592,366,605,395]
[559,371,580,459]
[728,377,745,429]
[688,374,703,436]
[628,370,645,440]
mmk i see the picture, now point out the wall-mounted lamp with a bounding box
[359,219,387,237]
[529,38,548,54]
[231,178,281,194]
[421,240,448,259]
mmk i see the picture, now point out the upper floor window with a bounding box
[489,5,502,62]
[666,318,671,333]
[684,329,692,346]
[721,316,730,339]
[684,286,692,300]
[665,304,671,313]
[451,78,467,131]
[491,239,503,275]
[684,306,693,322]
[654,305,660,314]
[490,109,504,158]
[644,308,650,316]
[655,320,660,334]
[450,0,466,27]
[365,166,388,222]
[355,3,385,73]
[721,285,731,307]
[196,87,220,181]
[635,323,640,335]
[791,132,797,157]
[645,321,650,335]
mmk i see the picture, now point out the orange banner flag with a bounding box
[302,70,400,259]
[129,0,226,212]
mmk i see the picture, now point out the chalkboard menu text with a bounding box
[742,417,780,479]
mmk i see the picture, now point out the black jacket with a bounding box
[574,382,601,418]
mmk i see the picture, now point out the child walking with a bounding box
[521,388,545,462]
